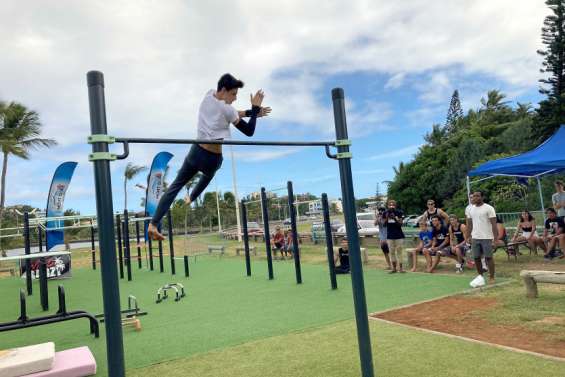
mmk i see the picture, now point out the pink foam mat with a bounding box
[25,347,96,377]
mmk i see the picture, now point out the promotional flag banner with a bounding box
[20,161,78,279]
[145,152,174,218]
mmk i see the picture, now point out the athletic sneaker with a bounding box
[470,274,486,288]
[455,263,463,274]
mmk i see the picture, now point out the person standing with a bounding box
[465,191,498,284]
[385,199,405,273]
[552,180,565,218]
[375,207,392,270]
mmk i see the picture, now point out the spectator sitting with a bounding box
[271,226,285,259]
[422,199,450,226]
[411,220,432,272]
[423,215,451,273]
[334,237,350,274]
[448,215,469,273]
[494,216,508,248]
[510,210,546,255]
[283,230,294,258]
[543,208,565,260]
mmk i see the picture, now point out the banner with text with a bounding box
[46,161,78,252]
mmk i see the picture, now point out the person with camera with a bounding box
[375,207,392,270]
[385,199,405,273]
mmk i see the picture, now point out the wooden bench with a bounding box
[496,240,532,261]
[520,270,565,298]
[0,265,17,276]
[207,245,225,256]
[236,246,257,256]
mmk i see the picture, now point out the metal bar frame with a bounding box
[86,71,374,377]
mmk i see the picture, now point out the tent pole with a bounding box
[466,176,471,204]
[536,177,546,220]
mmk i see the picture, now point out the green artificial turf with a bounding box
[0,257,471,375]
[130,319,565,377]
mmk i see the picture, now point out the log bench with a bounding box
[236,246,257,256]
[520,270,565,298]
[207,245,225,256]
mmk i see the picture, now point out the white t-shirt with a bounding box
[197,90,239,140]
[465,203,496,240]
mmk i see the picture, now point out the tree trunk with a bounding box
[0,152,8,255]
[0,152,8,215]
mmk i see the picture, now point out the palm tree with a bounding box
[0,102,56,217]
[123,162,147,210]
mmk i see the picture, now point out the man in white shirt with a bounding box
[148,73,270,240]
[552,180,565,218]
[465,191,498,284]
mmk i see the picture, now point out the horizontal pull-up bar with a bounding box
[88,136,348,160]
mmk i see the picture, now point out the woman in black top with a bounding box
[511,210,546,254]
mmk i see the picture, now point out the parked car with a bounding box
[405,214,424,228]
[330,219,344,232]
[403,215,419,226]
[336,213,379,236]
[247,222,263,234]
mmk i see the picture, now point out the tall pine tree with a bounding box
[535,0,565,140]
[445,89,463,133]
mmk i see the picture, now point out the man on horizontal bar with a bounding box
[148,73,270,240]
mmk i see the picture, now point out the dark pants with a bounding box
[151,144,223,225]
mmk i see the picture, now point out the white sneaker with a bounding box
[455,263,463,274]
[470,274,486,288]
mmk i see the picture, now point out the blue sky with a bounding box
[0,1,548,215]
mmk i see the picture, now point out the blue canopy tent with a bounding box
[467,125,565,214]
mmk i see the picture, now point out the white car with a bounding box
[337,212,379,236]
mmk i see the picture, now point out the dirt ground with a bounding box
[372,295,565,359]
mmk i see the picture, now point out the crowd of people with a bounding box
[370,180,565,285]
[265,181,565,284]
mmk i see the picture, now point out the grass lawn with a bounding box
[1,232,563,376]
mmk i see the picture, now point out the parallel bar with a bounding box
[91,223,96,270]
[135,221,142,269]
[167,210,176,275]
[87,70,125,377]
[116,137,333,147]
[158,239,164,273]
[287,181,302,284]
[38,227,49,310]
[123,210,132,281]
[184,255,189,277]
[116,214,124,279]
[240,200,251,276]
[321,193,338,290]
[148,230,154,271]
[332,88,374,377]
[24,213,32,295]
[261,188,274,280]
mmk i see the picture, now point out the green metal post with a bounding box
[87,70,125,377]
[332,88,374,377]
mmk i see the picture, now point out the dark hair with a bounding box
[546,207,557,214]
[430,215,440,221]
[473,191,483,197]
[519,210,534,222]
[217,73,244,92]
[556,180,564,186]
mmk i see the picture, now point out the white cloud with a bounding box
[0,0,547,145]
[385,73,406,90]
[367,144,422,161]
